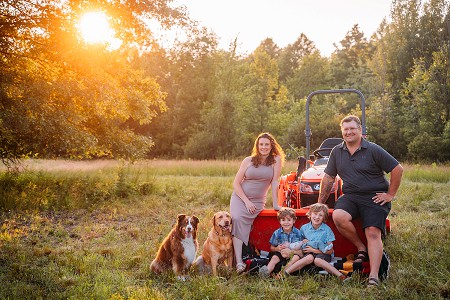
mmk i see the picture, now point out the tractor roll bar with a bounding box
[305,89,366,167]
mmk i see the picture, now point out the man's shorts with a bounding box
[335,192,391,235]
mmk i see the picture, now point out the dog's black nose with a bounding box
[225,221,229,226]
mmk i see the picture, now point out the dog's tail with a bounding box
[192,255,205,274]
[150,259,162,274]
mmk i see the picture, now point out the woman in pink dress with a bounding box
[230,132,285,273]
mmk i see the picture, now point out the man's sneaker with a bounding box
[259,265,269,277]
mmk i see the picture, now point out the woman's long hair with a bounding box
[251,132,285,167]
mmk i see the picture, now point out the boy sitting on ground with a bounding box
[283,203,350,282]
[259,207,302,277]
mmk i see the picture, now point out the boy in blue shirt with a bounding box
[283,203,350,282]
[259,207,302,277]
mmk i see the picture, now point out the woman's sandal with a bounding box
[367,277,380,288]
[236,262,246,274]
[354,250,369,263]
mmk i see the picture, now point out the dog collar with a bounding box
[214,229,226,237]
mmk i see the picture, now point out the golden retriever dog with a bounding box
[150,214,199,279]
[194,211,233,276]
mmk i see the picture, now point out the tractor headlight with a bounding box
[300,183,314,193]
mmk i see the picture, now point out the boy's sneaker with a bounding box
[258,265,269,277]
[339,275,352,283]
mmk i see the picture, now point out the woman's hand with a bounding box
[244,199,257,214]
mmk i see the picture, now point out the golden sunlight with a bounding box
[77,11,121,49]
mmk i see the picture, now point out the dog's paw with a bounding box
[176,275,189,281]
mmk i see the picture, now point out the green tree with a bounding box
[401,47,450,161]
[237,47,283,136]
[330,24,374,95]
[1,48,167,159]
[184,48,242,159]
[418,0,450,67]
[0,0,187,166]
[278,33,317,83]
[369,0,450,160]
[147,27,219,157]
[257,38,281,59]
[286,52,332,100]
[383,0,422,91]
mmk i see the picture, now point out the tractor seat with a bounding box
[314,138,344,158]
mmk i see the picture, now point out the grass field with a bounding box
[0,159,449,300]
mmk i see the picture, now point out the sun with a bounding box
[77,11,121,49]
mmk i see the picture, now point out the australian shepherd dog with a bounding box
[150,214,199,278]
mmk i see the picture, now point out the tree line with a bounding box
[1,0,449,169]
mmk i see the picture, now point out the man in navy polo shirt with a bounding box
[317,115,403,288]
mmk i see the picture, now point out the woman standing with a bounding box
[230,132,285,273]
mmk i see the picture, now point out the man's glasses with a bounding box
[341,127,361,132]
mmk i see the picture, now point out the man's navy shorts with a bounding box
[334,192,391,235]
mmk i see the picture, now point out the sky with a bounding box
[174,0,393,57]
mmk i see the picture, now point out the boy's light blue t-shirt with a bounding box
[299,222,335,245]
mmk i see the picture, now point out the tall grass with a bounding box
[0,160,449,299]
[403,163,450,183]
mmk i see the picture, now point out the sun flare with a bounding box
[77,11,121,49]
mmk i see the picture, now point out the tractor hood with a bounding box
[300,165,326,181]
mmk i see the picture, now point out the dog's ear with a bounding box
[192,215,199,227]
[177,214,186,225]
[212,214,216,226]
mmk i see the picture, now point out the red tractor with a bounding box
[277,137,343,209]
[249,89,390,258]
